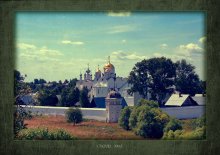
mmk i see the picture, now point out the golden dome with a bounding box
[104,62,114,69]
[103,56,114,70]
[96,65,101,73]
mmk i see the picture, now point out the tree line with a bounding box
[128,57,205,106]
[14,70,91,107]
[15,57,205,107]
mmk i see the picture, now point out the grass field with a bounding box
[24,115,144,140]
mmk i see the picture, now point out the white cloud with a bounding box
[122,40,127,43]
[61,40,84,45]
[17,43,63,62]
[111,50,147,61]
[160,43,168,49]
[108,25,136,34]
[199,36,206,43]
[177,43,203,57]
[107,12,131,17]
[17,43,36,50]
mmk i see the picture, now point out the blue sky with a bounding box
[16,12,205,82]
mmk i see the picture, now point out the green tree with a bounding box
[175,60,203,95]
[128,57,176,105]
[61,87,80,107]
[164,118,182,132]
[38,89,58,106]
[128,99,170,138]
[65,108,83,126]
[118,106,133,130]
[14,70,32,137]
[135,107,170,138]
[80,87,90,107]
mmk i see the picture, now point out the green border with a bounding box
[0,0,220,155]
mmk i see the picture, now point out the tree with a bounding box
[38,89,58,106]
[60,87,80,107]
[14,70,32,137]
[128,57,176,105]
[128,99,170,138]
[118,106,132,130]
[134,106,170,138]
[65,108,83,126]
[79,87,90,107]
[175,60,203,95]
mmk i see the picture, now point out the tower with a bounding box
[94,65,102,80]
[84,63,92,81]
[103,56,115,80]
[105,90,122,123]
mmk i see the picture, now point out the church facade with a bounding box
[76,56,141,107]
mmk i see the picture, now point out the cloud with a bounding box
[61,40,84,45]
[17,43,63,62]
[199,37,206,43]
[17,43,36,50]
[178,43,203,56]
[160,43,168,49]
[111,50,147,60]
[107,11,131,17]
[108,25,136,34]
[122,40,127,43]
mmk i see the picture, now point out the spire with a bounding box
[87,63,90,69]
[98,64,100,70]
[108,56,110,63]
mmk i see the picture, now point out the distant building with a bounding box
[165,94,198,107]
[192,94,206,106]
[76,56,141,107]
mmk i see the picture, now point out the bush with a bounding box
[137,99,159,108]
[134,107,170,138]
[16,128,77,140]
[129,105,143,129]
[14,106,32,136]
[65,108,83,125]
[164,118,182,132]
[118,106,132,130]
[163,127,206,140]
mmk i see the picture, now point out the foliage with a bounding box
[163,126,205,140]
[118,106,133,130]
[16,128,77,140]
[14,70,33,137]
[189,116,206,130]
[128,57,176,105]
[61,87,80,107]
[38,89,58,106]
[175,60,204,96]
[128,99,170,138]
[164,118,182,132]
[14,105,32,136]
[65,108,83,125]
[80,87,90,107]
[137,99,159,108]
[134,107,170,138]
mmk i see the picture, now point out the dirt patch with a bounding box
[24,115,143,140]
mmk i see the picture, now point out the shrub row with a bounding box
[16,128,77,140]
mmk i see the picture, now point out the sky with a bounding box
[15,12,206,82]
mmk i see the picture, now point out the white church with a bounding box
[76,56,141,108]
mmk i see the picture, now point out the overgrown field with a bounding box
[22,115,144,140]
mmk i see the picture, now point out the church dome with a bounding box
[104,62,115,70]
[103,56,115,72]
[107,90,121,98]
